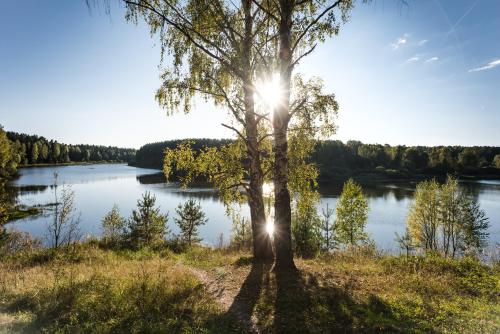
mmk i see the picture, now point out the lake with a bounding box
[7,164,500,251]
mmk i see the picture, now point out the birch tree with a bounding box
[93,0,352,268]
[120,0,279,261]
[241,0,357,269]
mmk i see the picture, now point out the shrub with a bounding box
[493,154,500,168]
[230,212,251,250]
[101,205,126,245]
[292,204,322,258]
[47,173,81,249]
[335,178,369,246]
[0,229,41,257]
[406,176,489,258]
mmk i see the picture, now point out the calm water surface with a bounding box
[7,164,500,250]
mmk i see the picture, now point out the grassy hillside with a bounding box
[1,244,499,333]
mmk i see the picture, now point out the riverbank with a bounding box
[318,166,500,184]
[18,161,128,169]
[130,165,500,185]
[6,206,40,222]
[1,243,498,333]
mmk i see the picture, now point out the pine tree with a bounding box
[174,199,207,245]
[292,205,322,258]
[335,179,369,246]
[128,192,168,248]
[459,199,489,255]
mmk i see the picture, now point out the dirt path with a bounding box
[188,267,261,334]
[0,312,24,333]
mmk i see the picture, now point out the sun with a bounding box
[255,73,283,110]
[262,182,274,197]
[266,218,275,237]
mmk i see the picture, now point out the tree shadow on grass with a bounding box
[222,262,439,334]
[226,261,273,332]
[273,268,439,333]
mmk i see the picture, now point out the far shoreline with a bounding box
[127,163,500,184]
[18,161,128,169]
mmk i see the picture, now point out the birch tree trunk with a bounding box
[243,0,273,262]
[273,0,296,270]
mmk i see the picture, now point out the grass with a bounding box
[0,245,239,333]
[6,206,41,222]
[1,244,499,333]
[177,247,499,333]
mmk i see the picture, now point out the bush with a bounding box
[101,205,126,246]
[292,205,322,258]
[406,176,489,258]
[0,229,42,257]
[47,174,81,249]
[230,212,251,251]
[335,178,369,246]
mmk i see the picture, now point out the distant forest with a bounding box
[6,132,136,165]
[134,139,500,181]
[3,125,500,181]
[0,126,136,178]
[134,139,232,170]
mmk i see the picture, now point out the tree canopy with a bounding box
[5,129,136,168]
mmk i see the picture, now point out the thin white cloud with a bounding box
[391,34,409,50]
[417,39,428,46]
[468,59,500,72]
[406,56,419,63]
[424,57,439,63]
[444,0,479,39]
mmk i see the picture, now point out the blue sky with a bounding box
[0,0,499,148]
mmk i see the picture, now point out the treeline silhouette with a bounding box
[134,139,232,169]
[6,131,136,166]
[133,139,500,181]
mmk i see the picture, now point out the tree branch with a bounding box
[291,0,344,53]
[221,123,247,143]
[251,0,279,22]
[123,0,244,78]
[288,97,308,120]
[205,73,246,125]
[258,133,273,144]
[290,43,317,70]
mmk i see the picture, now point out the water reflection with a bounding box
[319,182,414,201]
[7,164,500,249]
[11,184,49,195]
[136,172,166,184]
